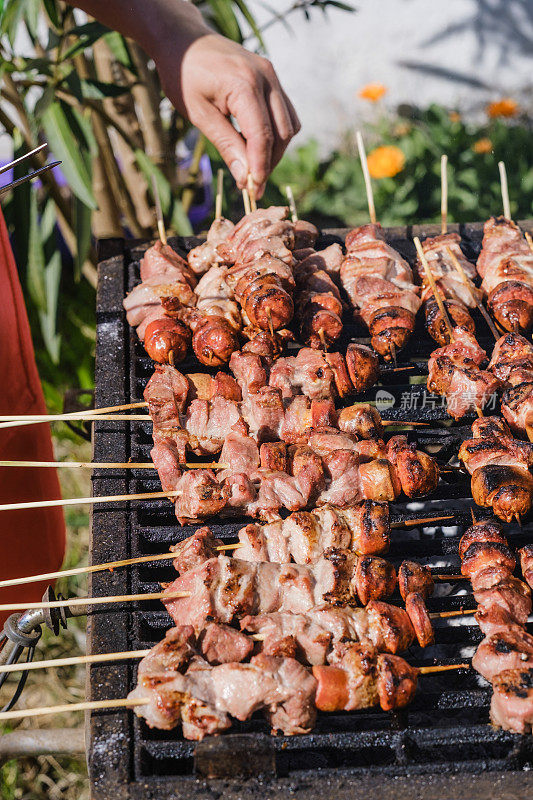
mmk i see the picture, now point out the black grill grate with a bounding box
[87,222,533,799]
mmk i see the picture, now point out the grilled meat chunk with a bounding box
[398,560,434,601]
[491,669,533,733]
[405,592,434,648]
[519,544,533,590]
[352,556,396,605]
[501,382,533,437]
[470,464,533,522]
[472,629,533,682]
[488,333,533,387]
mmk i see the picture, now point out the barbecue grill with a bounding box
[87,221,533,799]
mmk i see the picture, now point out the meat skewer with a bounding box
[458,415,533,522]
[458,518,533,733]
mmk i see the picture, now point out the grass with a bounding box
[0,435,92,799]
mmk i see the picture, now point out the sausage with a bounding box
[345,343,380,394]
[325,352,354,397]
[312,665,349,711]
[425,297,475,347]
[240,278,294,331]
[337,403,384,440]
[192,316,240,366]
[461,541,516,581]
[376,654,419,710]
[143,317,190,364]
[458,521,507,560]
[300,306,343,349]
[398,561,434,601]
[471,464,533,522]
[351,556,396,605]
[488,280,533,333]
[405,592,434,648]
[369,307,416,360]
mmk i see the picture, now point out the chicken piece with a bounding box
[398,561,434,601]
[405,592,434,648]
[137,626,197,677]
[472,629,533,682]
[241,610,334,665]
[471,416,511,439]
[470,464,533,522]
[185,398,244,455]
[351,556,396,605]
[313,642,379,711]
[150,434,185,492]
[260,442,287,472]
[187,217,235,275]
[491,669,533,734]
[173,470,227,524]
[474,577,532,630]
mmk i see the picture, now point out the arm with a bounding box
[72,0,300,195]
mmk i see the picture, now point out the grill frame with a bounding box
[87,222,533,799]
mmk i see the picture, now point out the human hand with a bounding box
[155,28,300,198]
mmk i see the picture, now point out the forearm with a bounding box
[72,0,210,61]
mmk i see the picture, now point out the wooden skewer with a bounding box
[0,543,243,589]
[525,231,533,253]
[0,697,149,722]
[414,236,455,342]
[286,185,298,223]
[247,174,257,213]
[356,130,377,225]
[445,246,499,342]
[498,161,511,220]
[440,154,448,235]
[318,328,328,351]
[0,590,190,613]
[430,608,475,619]
[525,422,533,444]
[0,490,179,512]
[242,188,251,216]
[0,460,227,470]
[215,168,224,220]
[0,649,151,674]
[0,660,471,722]
[152,175,167,246]
[419,662,469,674]
[390,514,454,529]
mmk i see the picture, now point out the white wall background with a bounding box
[260,0,533,150]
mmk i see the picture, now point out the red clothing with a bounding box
[0,206,65,625]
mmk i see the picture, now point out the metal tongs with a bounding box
[0,143,61,198]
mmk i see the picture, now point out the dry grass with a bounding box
[0,436,92,799]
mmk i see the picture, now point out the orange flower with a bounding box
[366,145,405,179]
[473,137,493,154]
[487,98,519,118]
[449,111,461,123]
[358,83,387,102]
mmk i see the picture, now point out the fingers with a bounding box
[191,100,249,188]
[228,83,274,197]
[266,87,297,171]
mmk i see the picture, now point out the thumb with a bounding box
[193,104,249,188]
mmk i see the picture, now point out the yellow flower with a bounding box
[358,83,387,102]
[449,111,461,123]
[487,98,519,118]
[473,137,493,154]
[366,145,405,179]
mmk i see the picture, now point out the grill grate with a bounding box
[87,222,533,799]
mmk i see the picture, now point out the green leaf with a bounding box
[134,149,193,236]
[103,31,136,72]
[205,0,242,42]
[39,250,62,364]
[73,198,92,282]
[233,0,265,48]
[42,0,61,28]
[23,0,40,38]
[27,189,47,312]
[33,84,55,118]
[41,102,96,208]
[79,78,130,100]
[59,21,110,62]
